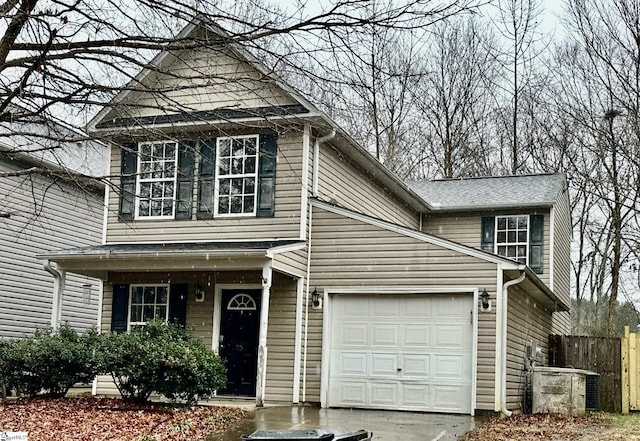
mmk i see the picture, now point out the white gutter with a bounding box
[43,259,66,330]
[501,270,526,416]
[312,130,336,197]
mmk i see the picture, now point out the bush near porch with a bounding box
[0,321,226,404]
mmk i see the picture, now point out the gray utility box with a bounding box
[532,367,588,416]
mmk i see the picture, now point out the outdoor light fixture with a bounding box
[311,288,322,310]
[195,284,205,303]
[480,289,491,312]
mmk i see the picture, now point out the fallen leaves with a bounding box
[458,412,640,441]
[0,396,247,441]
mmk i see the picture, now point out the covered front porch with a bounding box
[39,240,308,406]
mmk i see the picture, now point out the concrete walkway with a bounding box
[207,406,478,441]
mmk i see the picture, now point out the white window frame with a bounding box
[135,141,179,220]
[495,214,529,265]
[128,284,170,329]
[214,135,259,217]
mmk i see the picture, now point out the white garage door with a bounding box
[328,294,474,414]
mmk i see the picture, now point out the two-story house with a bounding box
[40,18,571,416]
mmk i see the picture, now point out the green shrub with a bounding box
[0,324,99,398]
[97,320,226,404]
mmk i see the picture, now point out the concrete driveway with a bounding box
[207,405,477,441]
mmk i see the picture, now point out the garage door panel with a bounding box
[371,353,397,376]
[402,384,430,407]
[328,294,473,414]
[435,324,468,348]
[372,296,402,317]
[370,383,398,406]
[403,325,431,347]
[341,323,368,345]
[337,352,368,375]
[337,381,367,405]
[372,324,399,346]
[433,355,465,379]
[403,298,432,318]
[433,385,471,411]
[435,296,469,317]
[401,355,430,377]
[341,297,369,317]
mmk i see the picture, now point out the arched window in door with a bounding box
[227,293,257,311]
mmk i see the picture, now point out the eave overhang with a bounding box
[38,240,305,279]
[505,266,570,312]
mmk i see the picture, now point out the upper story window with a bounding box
[136,142,178,219]
[495,215,528,264]
[117,134,277,222]
[481,214,544,274]
[129,285,169,327]
[215,136,258,216]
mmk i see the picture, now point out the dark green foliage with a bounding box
[0,323,99,398]
[97,320,226,404]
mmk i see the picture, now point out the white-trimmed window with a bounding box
[136,141,178,219]
[495,215,529,264]
[214,135,258,216]
[129,285,170,327]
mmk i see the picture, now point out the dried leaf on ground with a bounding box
[0,397,247,441]
[458,412,640,441]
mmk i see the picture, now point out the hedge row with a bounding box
[0,321,226,404]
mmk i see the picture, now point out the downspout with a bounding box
[43,259,65,330]
[312,130,336,197]
[501,270,526,416]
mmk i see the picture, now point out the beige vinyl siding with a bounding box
[273,248,308,277]
[106,132,304,243]
[105,45,298,121]
[0,158,103,338]
[316,142,418,229]
[265,272,298,402]
[552,190,572,334]
[422,210,552,287]
[306,206,500,411]
[99,270,298,402]
[505,283,554,411]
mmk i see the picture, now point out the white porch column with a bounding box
[256,262,272,406]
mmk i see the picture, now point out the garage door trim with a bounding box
[320,287,479,415]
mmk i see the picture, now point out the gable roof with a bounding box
[312,198,569,312]
[406,173,567,211]
[87,17,433,214]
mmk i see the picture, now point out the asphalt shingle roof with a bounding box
[406,173,566,211]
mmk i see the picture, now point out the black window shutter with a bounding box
[257,134,277,217]
[111,284,130,333]
[118,143,137,221]
[197,139,216,219]
[529,215,544,274]
[169,284,188,328]
[176,141,195,220]
[481,216,495,253]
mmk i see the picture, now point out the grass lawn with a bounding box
[459,412,640,440]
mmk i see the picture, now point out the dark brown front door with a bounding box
[218,288,261,396]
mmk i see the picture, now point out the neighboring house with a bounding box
[39,19,571,415]
[0,111,107,337]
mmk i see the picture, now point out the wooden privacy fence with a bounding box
[549,334,622,413]
[622,326,640,414]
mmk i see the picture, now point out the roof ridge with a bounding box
[407,172,564,184]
